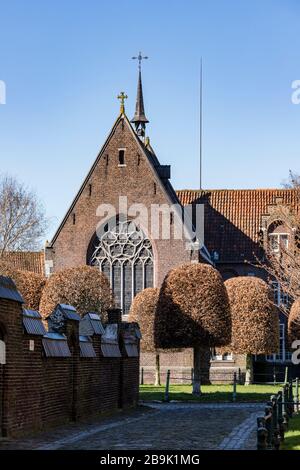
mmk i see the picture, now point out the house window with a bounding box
[272,281,289,308]
[266,322,291,363]
[211,350,233,361]
[268,233,289,253]
[118,149,126,166]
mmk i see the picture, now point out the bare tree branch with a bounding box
[0,175,48,254]
[255,198,300,317]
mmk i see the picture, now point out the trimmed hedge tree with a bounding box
[128,287,162,385]
[225,276,279,384]
[0,260,46,310]
[39,265,113,319]
[155,263,231,394]
[288,298,300,344]
[225,277,279,353]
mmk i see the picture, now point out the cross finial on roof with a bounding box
[117,91,128,115]
[132,51,148,72]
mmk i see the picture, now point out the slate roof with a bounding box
[0,276,24,303]
[176,189,300,263]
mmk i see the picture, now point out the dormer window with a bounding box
[118,149,126,166]
[268,233,289,253]
[267,221,290,254]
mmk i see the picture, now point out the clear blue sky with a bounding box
[0,0,300,240]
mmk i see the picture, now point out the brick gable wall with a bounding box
[46,116,194,287]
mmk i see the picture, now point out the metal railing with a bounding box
[140,366,293,386]
[162,369,240,402]
[257,378,299,450]
[140,367,243,386]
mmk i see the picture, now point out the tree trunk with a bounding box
[154,353,161,386]
[192,346,202,395]
[244,354,253,386]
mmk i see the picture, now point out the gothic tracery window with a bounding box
[89,219,154,315]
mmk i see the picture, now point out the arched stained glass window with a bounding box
[89,219,154,315]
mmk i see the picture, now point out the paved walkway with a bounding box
[0,403,261,450]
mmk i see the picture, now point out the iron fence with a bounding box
[257,378,300,450]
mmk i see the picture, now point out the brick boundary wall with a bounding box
[140,351,247,385]
[0,285,139,438]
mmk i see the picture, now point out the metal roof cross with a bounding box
[132,52,148,71]
[117,91,128,114]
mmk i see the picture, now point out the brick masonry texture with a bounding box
[2,251,45,274]
[45,115,194,287]
[0,294,140,438]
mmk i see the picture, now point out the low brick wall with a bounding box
[0,283,139,438]
[140,351,247,385]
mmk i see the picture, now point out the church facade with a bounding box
[45,72,209,317]
[44,70,300,383]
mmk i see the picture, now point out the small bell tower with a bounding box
[131,52,149,139]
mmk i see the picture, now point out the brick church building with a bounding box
[42,67,299,383]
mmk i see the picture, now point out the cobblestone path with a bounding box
[0,403,261,450]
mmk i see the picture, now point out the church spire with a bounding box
[131,52,149,138]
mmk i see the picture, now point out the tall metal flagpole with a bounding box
[199,57,203,190]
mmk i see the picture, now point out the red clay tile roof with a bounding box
[176,189,300,263]
[1,251,45,275]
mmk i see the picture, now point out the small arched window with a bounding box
[118,150,125,166]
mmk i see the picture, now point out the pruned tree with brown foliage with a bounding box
[288,298,300,344]
[0,260,46,310]
[225,277,279,384]
[128,287,162,385]
[39,265,113,319]
[155,263,231,395]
